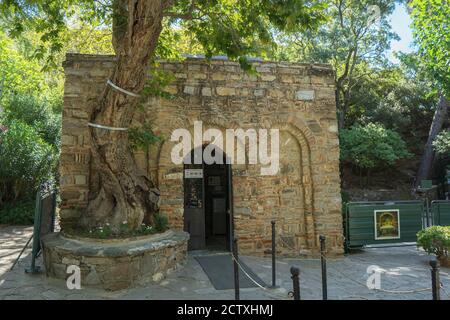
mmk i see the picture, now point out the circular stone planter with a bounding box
[42,230,189,291]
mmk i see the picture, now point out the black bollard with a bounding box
[319,235,328,300]
[271,220,276,288]
[430,260,440,300]
[290,266,300,300]
[233,238,240,300]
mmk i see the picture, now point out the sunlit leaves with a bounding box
[433,131,450,156]
[340,123,412,170]
[410,0,450,93]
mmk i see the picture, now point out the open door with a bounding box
[183,145,233,251]
[183,162,206,250]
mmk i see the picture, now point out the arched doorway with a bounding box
[183,145,232,251]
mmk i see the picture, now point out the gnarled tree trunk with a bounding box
[79,0,172,230]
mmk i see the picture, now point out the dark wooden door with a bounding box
[184,164,206,250]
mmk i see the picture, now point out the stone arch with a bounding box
[152,120,252,229]
[265,119,316,250]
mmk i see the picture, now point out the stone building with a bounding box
[60,53,343,257]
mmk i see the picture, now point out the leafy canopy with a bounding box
[410,0,450,94]
[272,0,400,127]
[0,31,55,102]
[340,122,412,170]
[0,0,327,69]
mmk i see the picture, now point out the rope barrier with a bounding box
[440,283,450,299]
[230,253,290,300]
[277,234,438,297]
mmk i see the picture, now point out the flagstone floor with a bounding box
[1,225,449,300]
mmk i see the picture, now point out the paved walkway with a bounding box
[1,226,449,300]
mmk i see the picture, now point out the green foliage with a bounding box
[1,1,327,70]
[340,123,412,170]
[410,0,450,93]
[0,120,56,203]
[348,61,437,135]
[141,68,176,100]
[273,1,399,127]
[0,196,35,225]
[2,94,61,148]
[0,0,112,68]
[417,226,450,259]
[0,31,54,102]
[73,220,163,239]
[128,122,162,153]
[153,213,169,233]
[433,131,450,156]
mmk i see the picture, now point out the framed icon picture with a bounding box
[374,209,400,240]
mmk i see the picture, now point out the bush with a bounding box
[2,94,61,148]
[0,197,35,225]
[417,226,450,265]
[153,214,169,233]
[340,123,412,171]
[0,120,56,204]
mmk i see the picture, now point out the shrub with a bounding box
[417,226,450,262]
[0,197,35,225]
[153,214,169,232]
[340,123,412,171]
[0,120,56,204]
[2,94,61,148]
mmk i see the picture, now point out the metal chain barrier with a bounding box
[277,232,441,297]
[440,282,450,299]
[230,252,291,300]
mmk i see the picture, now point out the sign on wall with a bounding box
[374,209,400,240]
[185,169,203,179]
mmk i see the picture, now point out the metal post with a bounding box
[10,235,33,271]
[233,238,240,300]
[271,220,276,288]
[26,189,42,274]
[430,260,441,300]
[425,196,430,228]
[290,266,300,300]
[319,235,328,300]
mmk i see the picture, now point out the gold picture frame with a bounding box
[374,209,400,240]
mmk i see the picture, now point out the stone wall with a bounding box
[60,53,343,256]
[42,231,189,291]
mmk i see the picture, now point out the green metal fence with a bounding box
[26,184,57,273]
[345,201,426,249]
[430,201,450,226]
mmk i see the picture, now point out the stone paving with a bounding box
[1,225,450,300]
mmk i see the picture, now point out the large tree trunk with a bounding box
[79,0,172,230]
[414,95,450,190]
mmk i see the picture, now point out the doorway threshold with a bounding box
[189,250,230,257]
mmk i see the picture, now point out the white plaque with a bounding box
[296,90,315,101]
[185,169,203,179]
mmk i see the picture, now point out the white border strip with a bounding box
[88,122,128,131]
[107,79,140,98]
